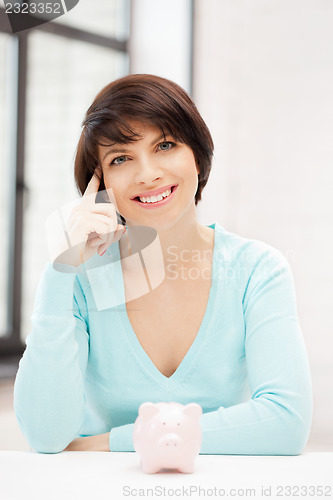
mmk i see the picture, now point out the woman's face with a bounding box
[98,121,199,230]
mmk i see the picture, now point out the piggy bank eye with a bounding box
[162,422,166,425]
[177,422,180,426]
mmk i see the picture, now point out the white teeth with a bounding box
[139,188,172,203]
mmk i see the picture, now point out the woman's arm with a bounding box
[14,263,89,454]
[198,250,313,454]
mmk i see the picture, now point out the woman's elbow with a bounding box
[276,412,312,456]
[284,425,311,456]
[15,406,83,454]
[16,419,74,454]
[29,433,78,454]
[32,443,65,454]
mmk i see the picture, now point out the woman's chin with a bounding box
[125,212,179,231]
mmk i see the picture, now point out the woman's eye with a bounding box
[158,141,176,151]
[111,155,127,166]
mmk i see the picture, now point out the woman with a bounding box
[14,74,312,454]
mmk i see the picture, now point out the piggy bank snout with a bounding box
[158,433,183,448]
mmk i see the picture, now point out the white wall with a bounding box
[194,0,333,450]
[129,0,193,93]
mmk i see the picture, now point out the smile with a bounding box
[132,185,178,209]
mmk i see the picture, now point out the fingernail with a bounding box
[122,227,127,235]
[101,249,106,256]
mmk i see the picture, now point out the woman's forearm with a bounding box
[64,432,110,452]
[14,265,90,454]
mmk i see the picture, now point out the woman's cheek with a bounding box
[102,174,120,205]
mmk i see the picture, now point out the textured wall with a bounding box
[194,0,333,449]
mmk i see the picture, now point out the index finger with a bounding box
[83,172,101,197]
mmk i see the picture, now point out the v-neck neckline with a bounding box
[116,223,217,387]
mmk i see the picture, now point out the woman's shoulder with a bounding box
[212,222,291,282]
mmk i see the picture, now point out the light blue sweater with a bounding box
[14,223,313,454]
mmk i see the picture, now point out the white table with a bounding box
[0,451,332,500]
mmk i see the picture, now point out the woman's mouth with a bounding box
[132,185,178,209]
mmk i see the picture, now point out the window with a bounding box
[0,1,130,357]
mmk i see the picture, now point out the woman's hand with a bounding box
[54,172,125,267]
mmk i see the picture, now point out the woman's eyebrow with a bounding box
[102,146,129,162]
[150,132,167,145]
[101,132,172,162]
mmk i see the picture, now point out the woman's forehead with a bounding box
[119,119,169,137]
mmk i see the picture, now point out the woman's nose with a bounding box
[134,157,163,184]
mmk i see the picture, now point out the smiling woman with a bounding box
[74,74,213,208]
[13,74,312,457]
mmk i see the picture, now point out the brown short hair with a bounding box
[74,74,214,208]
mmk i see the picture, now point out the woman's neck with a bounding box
[157,219,214,269]
[119,211,214,280]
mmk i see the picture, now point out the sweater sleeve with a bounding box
[199,249,313,455]
[13,263,89,454]
[109,249,313,455]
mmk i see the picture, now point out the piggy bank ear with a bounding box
[183,403,203,420]
[138,402,160,421]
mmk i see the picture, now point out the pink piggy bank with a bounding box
[133,401,202,474]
